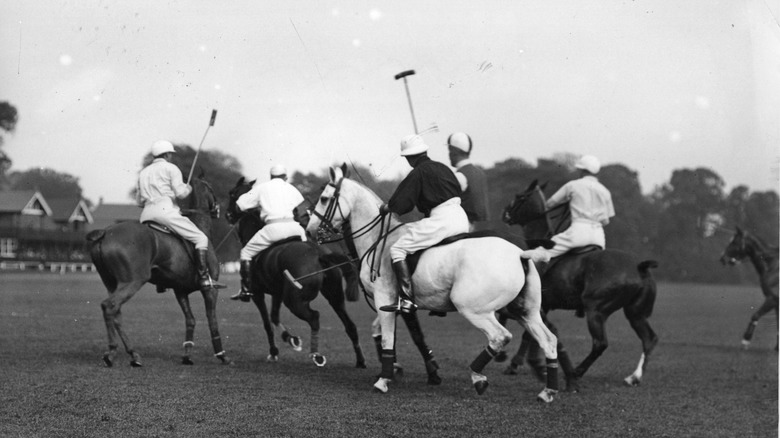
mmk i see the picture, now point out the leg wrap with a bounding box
[546,358,559,391]
[470,346,498,374]
[373,335,383,360]
[380,349,395,379]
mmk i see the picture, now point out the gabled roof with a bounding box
[47,198,94,224]
[0,190,52,216]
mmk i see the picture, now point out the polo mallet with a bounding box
[187,109,218,184]
[283,259,358,290]
[394,70,418,134]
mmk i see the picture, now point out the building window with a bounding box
[0,238,18,258]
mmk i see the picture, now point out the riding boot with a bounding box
[379,260,417,314]
[230,260,254,302]
[196,248,226,292]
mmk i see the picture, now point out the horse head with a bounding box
[225,177,256,225]
[183,177,220,220]
[720,226,747,265]
[502,180,546,226]
[306,163,351,244]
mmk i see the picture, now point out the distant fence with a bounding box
[0,260,240,274]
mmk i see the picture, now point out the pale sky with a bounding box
[2,1,778,203]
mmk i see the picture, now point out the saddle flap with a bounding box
[143,221,172,234]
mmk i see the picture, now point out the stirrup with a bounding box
[230,290,253,302]
[379,298,417,314]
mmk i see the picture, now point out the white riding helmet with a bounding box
[270,164,287,177]
[447,132,472,154]
[400,134,429,156]
[151,140,175,157]
[575,155,601,174]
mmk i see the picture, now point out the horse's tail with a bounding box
[85,229,118,292]
[320,252,360,302]
[627,260,659,319]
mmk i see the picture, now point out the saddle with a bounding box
[543,244,603,273]
[406,230,501,275]
[142,221,218,293]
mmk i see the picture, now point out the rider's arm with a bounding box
[545,183,571,209]
[168,164,192,199]
[386,170,421,216]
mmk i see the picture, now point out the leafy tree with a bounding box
[599,164,658,259]
[8,168,83,200]
[0,101,19,186]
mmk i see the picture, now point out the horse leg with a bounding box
[287,298,324,367]
[321,279,366,369]
[400,312,441,385]
[573,312,608,378]
[250,292,280,362]
[174,291,197,365]
[503,330,533,375]
[622,313,658,386]
[494,313,510,363]
[272,295,302,352]
[100,281,144,367]
[458,310,514,396]
[742,298,776,349]
[541,317,577,392]
[371,315,404,378]
[373,311,399,394]
[200,286,231,364]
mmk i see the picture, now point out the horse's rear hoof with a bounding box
[565,378,581,393]
[130,360,143,368]
[537,388,558,403]
[311,353,327,367]
[356,360,367,369]
[623,375,641,387]
[503,365,518,375]
[427,373,442,385]
[474,380,489,395]
[182,356,194,365]
[494,351,508,363]
[288,336,303,352]
[102,354,113,368]
[373,377,390,393]
[266,354,279,362]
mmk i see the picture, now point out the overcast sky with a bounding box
[2,1,778,203]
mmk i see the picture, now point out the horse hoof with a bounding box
[623,376,641,387]
[537,388,558,403]
[103,354,113,368]
[182,356,194,365]
[427,373,442,386]
[503,365,518,376]
[130,360,143,368]
[741,339,751,350]
[393,364,404,378]
[289,336,303,352]
[494,351,508,363]
[216,353,233,365]
[266,354,279,363]
[474,380,489,395]
[356,361,367,369]
[373,378,390,394]
[311,354,327,367]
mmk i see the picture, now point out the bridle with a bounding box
[506,185,569,239]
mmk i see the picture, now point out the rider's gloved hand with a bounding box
[379,204,390,216]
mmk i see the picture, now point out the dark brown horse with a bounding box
[226,177,366,368]
[719,226,779,350]
[502,180,659,390]
[86,177,230,367]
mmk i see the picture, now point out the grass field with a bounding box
[0,272,777,437]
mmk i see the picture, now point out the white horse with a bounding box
[306,164,559,402]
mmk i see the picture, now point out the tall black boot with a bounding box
[196,248,225,292]
[379,260,417,314]
[230,260,254,302]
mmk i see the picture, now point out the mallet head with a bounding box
[394,70,415,80]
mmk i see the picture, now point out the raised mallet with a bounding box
[394,70,418,134]
[187,109,218,184]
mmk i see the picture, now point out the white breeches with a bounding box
[546,219,605,257]
[240,220,307,260]
[140,199,208,249]
[390,197,469,262]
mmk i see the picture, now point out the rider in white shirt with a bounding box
[230,164,307,301]
[522,155,615,261]
[137,140,221,292]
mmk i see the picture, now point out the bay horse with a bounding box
[719,226,779,350]
[86,177,230,367]
[502,180,659,390]
[226,177,366,368]
[306,164,560,402]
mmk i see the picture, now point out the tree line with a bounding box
[1,100,776,285]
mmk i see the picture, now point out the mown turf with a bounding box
[0,273,776,437]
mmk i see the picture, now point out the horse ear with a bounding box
[528,180,538,190]
[341,162,350,178]
[237,176,245,186]
[540,182,548,191]
[328,166,337,183]
[735,226,743,235]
